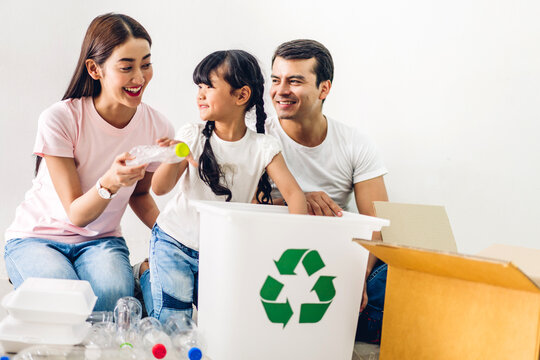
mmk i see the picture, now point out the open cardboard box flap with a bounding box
[477,243,540,287]
[355,240,540,293]
[353,202,540,360]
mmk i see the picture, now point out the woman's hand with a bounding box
[100,152,148,193]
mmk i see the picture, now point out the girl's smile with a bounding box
[196,68,239,123]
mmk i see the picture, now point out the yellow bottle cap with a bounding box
[174,142,190,158]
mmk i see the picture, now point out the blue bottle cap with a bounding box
[1,356,10,360]
[188,347,202,360]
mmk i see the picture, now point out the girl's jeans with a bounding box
[4,237,133,311]
[142,224,198,324]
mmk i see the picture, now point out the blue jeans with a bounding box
[4,237,133,311]
[143,224,198,324]
[356,261,387,344]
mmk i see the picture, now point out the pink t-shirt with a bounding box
[5,97,174,244]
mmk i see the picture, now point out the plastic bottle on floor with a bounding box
[164,314,205,360]
[114,297,142,332]
[87,311,114,325]
[112,296,144,358]
[126,143,190,166]
[138,317,173,359]
[84,321,116,359]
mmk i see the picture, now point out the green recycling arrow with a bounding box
[302,250,326,276]
[260,249,337,328]
[261,299,293,327]
[299,302,332,323]
[274,249,308,275]
[260,276,284,301]
[311,276,336,301]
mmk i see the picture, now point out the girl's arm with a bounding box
[151,137,197,195]
[129,171,159,228]
[265,153,307,215]
[44,153,147,227]
[151,161,188,195]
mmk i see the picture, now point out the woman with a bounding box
[4,13,174,311]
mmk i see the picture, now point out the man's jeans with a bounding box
[356,261,387,344]
[142,224,198,324]
[4,237,133,311]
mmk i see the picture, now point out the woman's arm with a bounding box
[265,153,307,215]
[45,153,147,227]
[129,171,159,228]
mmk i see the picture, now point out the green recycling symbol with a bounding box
[259,249,336,327]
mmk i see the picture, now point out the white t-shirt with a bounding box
[156,123,281,251]
[252,116,387,211]
[5,97,174,243]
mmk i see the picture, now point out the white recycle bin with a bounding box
[192,201,389,360]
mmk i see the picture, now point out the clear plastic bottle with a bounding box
[113,296,143,356]
[164,314,204,360]
[114,297,142,332]
[84,320,116,359]
[86,311,114,325]
[138,317,173,360]
[13,345,85,360]
[126,143,190,166]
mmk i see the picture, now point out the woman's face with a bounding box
[96,37,153,109]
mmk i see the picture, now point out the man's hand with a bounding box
[305,191,343,217]
[360,281,368,313]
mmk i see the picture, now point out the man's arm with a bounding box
[354,175,388,311]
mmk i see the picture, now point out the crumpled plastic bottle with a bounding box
[138,317,173,359]
[84,321,116,359]
[126,143,190,166]
[164,314,205,360]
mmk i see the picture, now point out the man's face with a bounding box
[270,57,329,121]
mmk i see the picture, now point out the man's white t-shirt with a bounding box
[258,116,387,211]
[156,123,281,251]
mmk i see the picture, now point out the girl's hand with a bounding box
[156,137,199,168]
[157,136,179,147]
[101,152,148,192]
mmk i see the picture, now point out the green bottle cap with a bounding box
[174,143,190,158]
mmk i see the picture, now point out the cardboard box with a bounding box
[355,202,540,359]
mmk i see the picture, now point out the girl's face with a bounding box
[95,37,153,109]
[197,68,239,122]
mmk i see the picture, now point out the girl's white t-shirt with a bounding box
[5,97,174,243]
[156,122,281,251]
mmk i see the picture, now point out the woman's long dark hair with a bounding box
[193,50,273,204]
[35,13,151,176]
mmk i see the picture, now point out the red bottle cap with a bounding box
[152,343,167,359]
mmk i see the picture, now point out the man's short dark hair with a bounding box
[272,39,334,86]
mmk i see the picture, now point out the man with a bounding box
[264,39,389,343]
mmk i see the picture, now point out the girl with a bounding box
[142,50,307,322]
[4,13,174,311]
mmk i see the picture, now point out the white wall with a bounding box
[1,0,539,278]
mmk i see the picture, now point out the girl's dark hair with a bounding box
[193,50,272,204]
[35,13,151,176]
